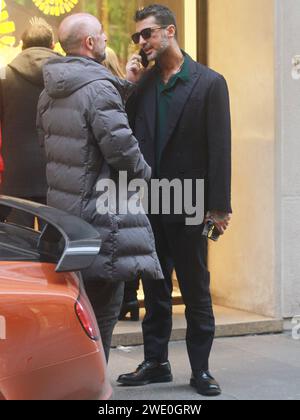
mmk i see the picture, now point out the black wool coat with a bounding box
[127,52,232,222]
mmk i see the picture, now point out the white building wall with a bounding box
[276,0,300,317]
[207,0,279,317]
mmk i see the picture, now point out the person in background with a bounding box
[0,18,60,226]
[103,46,141,322]
[103,46,125,78]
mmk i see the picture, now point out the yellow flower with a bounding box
[32,0,79,16]
[0,1,16,48]
[54,41,65,56]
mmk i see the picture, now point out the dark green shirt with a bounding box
[155,56,190,172]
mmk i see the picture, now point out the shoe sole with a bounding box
[117,374,173,386]
[190,378,221,397]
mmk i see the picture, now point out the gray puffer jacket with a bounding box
[37,56,163,282]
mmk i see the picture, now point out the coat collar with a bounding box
[162,53,201,152]
[139,52,201,147]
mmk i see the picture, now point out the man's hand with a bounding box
[205,211,232,235]
[126,54,145,84]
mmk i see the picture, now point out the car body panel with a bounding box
[0,197,112,400]
[0,352,111,400]
[0,261,112,400]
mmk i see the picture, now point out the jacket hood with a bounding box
[43,55,128,99]
[8,47,61,87]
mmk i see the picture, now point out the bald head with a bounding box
[58,13,107,62]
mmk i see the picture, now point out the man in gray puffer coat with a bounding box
[37,13,163,361]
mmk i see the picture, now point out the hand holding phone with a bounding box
[139,49,149,68]
[126,52,147,83]
[202,211,232,241]
[202,220,221,241]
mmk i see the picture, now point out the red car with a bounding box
[0,196,112,400]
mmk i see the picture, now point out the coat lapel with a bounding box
[144,83,156,143]
[140,67,158,143]
[161,58,201,154]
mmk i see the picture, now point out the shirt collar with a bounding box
[157,54,190,90]
[177,55,189,83]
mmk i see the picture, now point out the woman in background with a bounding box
[103,46,125,79]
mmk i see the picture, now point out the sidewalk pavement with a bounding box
[108,332,300,400]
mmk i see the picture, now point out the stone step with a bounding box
[112,305,283,347]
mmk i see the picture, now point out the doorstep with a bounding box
[112,304,283,347]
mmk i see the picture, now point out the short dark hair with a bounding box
[135,4,177,33]
[21,18,54,50]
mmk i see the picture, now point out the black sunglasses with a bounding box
[131,26,168,44]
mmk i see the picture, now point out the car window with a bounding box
[0,223,56,263]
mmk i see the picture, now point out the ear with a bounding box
[166,25,176,39]
[85,36,94,51]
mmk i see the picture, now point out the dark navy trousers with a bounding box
[142,215,215,374]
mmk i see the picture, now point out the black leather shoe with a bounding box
[117,361,173,386]
[118,300,140,321]
[190,371,221,396]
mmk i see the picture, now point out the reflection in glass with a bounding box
[0,0,141,70]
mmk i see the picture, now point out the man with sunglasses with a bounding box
[117,4,232,397]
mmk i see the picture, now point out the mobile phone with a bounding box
[202,220,220,242]
[139,49,149,68]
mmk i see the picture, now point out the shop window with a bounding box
[0,0,139,68]
[1,1,194,70]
